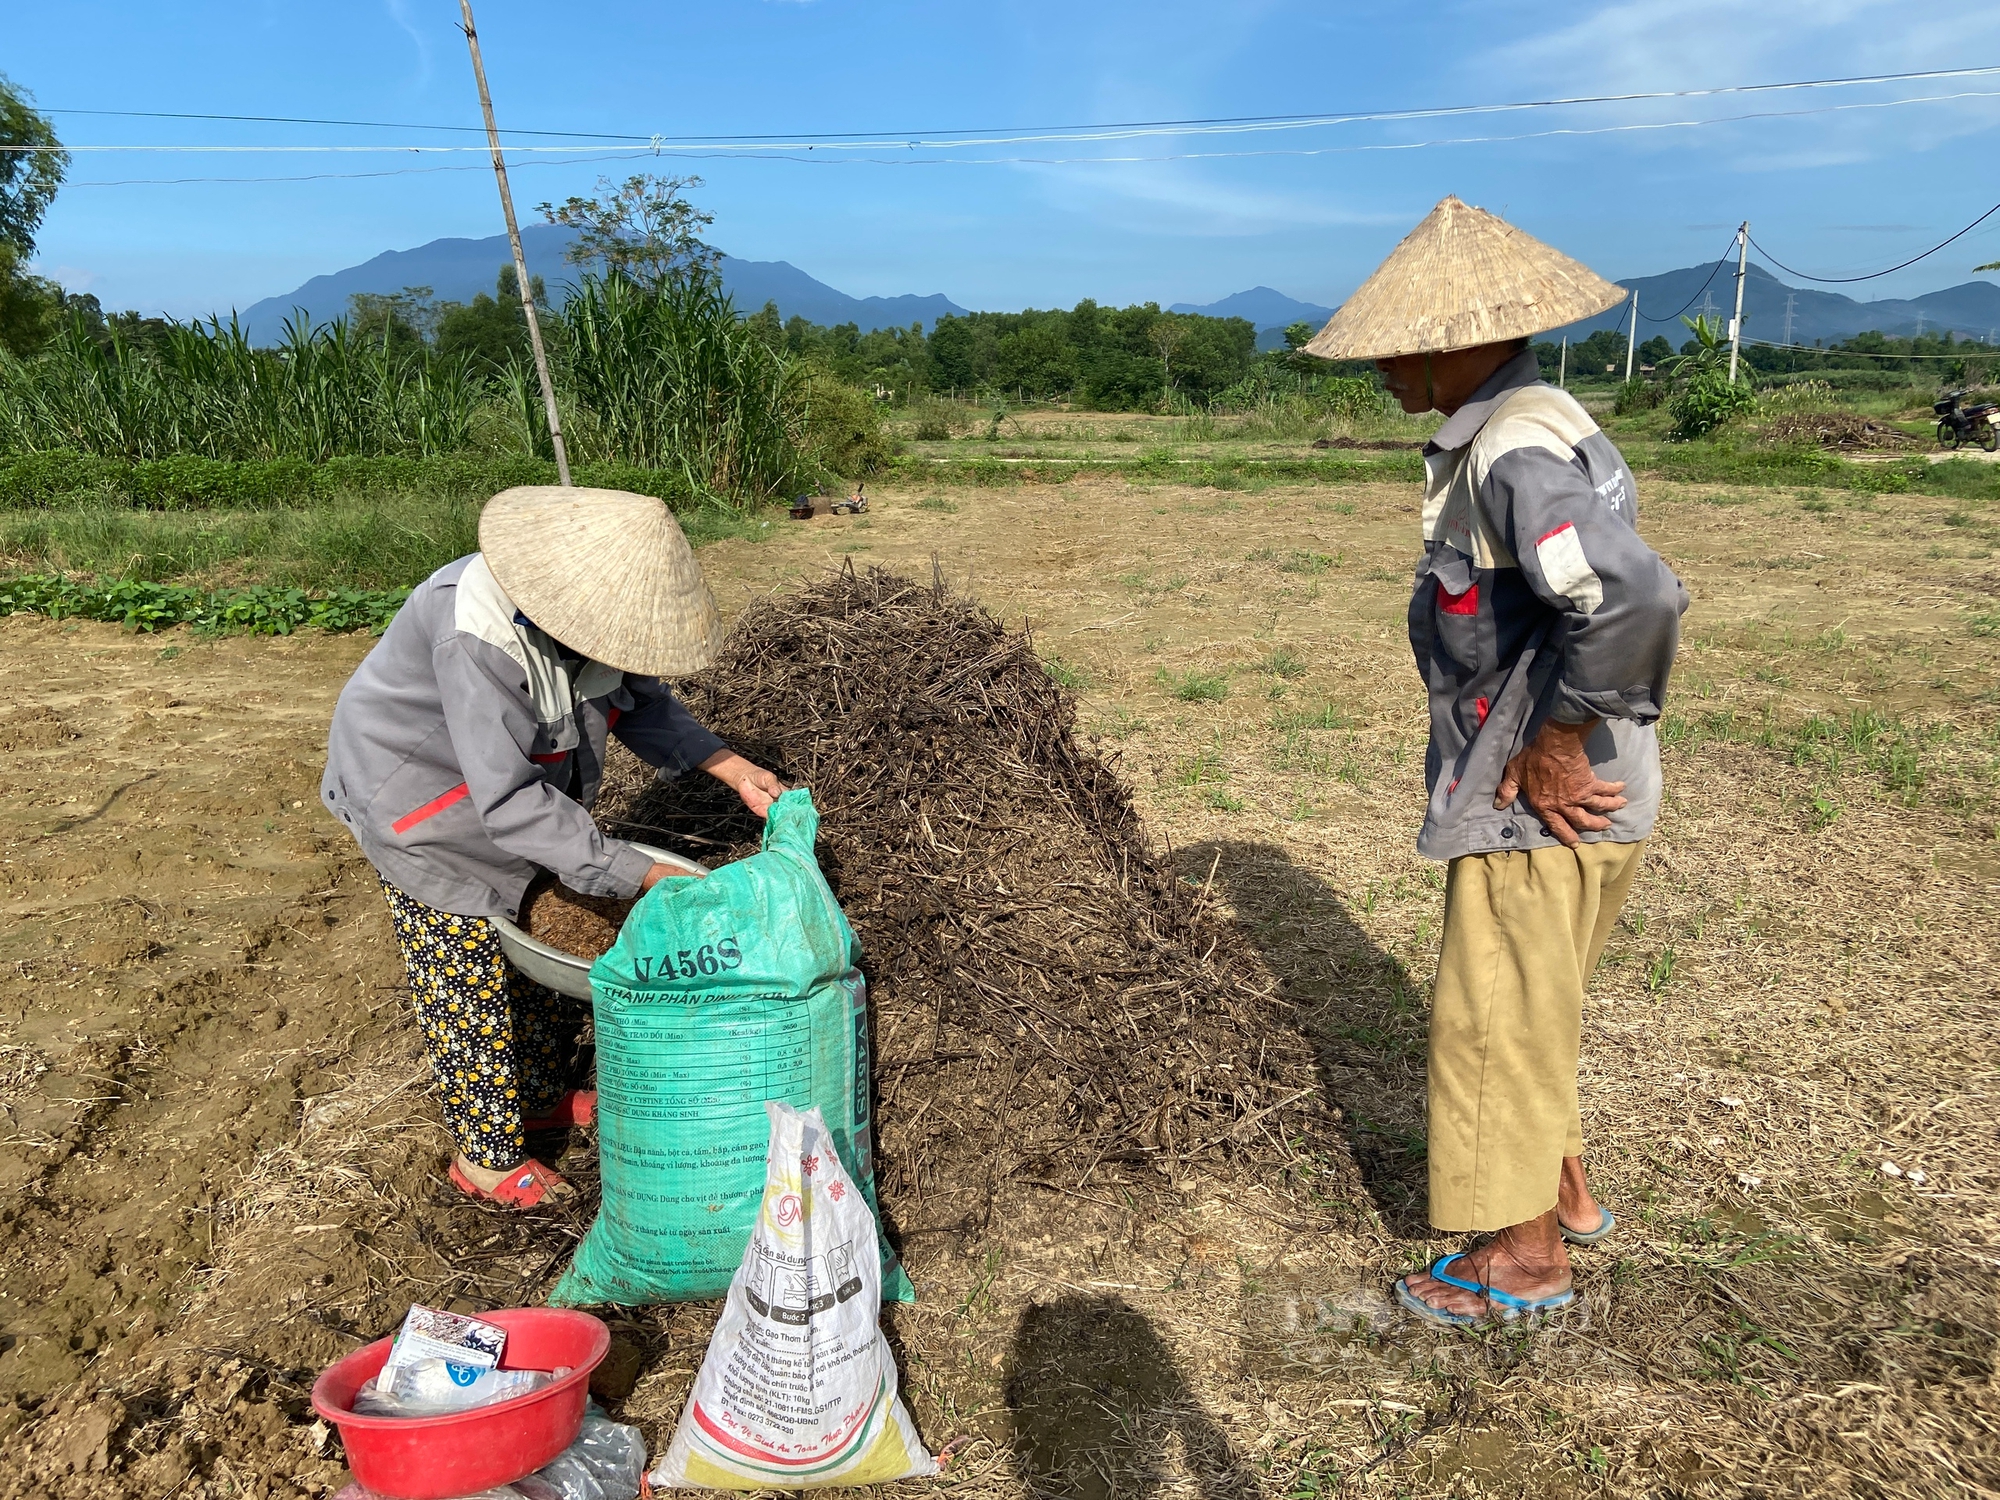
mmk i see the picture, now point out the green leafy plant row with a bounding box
[0,573,409,634]
[0,451,701,512]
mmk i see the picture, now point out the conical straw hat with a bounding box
[1305,196,1626,361]
[479,486,724,676]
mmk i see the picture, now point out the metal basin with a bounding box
[493,842,704,999]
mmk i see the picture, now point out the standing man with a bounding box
[1305,197,1688,1326]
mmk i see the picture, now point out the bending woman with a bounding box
[321,487,781,1208]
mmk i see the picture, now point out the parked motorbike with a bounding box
[1934,390,2000,451]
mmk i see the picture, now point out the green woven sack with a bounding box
[549,790,911,1307]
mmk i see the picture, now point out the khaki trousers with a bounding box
[1427,840,1645,1232]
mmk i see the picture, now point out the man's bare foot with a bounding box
[1558,1155,1609,1237]
[1398,1211,1573,1321]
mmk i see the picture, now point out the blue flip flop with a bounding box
[1393,1252,1576,1329]
[1560,1208,1616,1246]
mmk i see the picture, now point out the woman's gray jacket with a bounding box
[321,554,723,920]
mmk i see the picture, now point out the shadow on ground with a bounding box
[1005,1294,1256,1500]
[1178,839,1433,1238]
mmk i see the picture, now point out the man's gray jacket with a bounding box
[1411,348,1688,860]
[321,554,724,920]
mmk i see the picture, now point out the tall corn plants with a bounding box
[0,312,478,460]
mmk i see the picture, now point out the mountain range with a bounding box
[1169,287,1336,350]
[1550,261,2000,351]
[238,224,967,345]
[237,228,2000,354]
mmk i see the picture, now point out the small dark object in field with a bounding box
[600,562,1352,1242]
[1312,435,1419,451]
[520,879,632,960]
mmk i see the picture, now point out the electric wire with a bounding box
[54,89,2000,188]
[40,62,2000,149]
[1747,201,2000,283]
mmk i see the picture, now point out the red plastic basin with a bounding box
[311,1307,610,1500]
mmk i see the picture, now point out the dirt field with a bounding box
[1,471,1995,1498]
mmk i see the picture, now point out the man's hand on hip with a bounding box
[1493,717,1628,847]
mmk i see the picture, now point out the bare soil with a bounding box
[1,471,1995,1498]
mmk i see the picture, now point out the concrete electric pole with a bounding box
[1625,289,1639,382]
[1727,221,1748,384]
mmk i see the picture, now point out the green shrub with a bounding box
[798,372,895,478]
[1613,378,1665,416]
[1668,371,1757,441]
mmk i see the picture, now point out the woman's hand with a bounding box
[641,862,706,891]
[698,749,787,818]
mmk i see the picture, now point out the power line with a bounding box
[1747,200,2000,283]
[53,88,2000,188]
[65,150,656,190]
[40,62,2000,149]
[39,106,629,142]
[1627,238,1744,325]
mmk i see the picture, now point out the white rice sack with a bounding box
[651,1102,935,1490]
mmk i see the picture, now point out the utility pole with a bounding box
[1727,220,1748,384]
[1558,335,1568,389]
[460,0,571,486]
[1781,292,1795,347]
[1624,289,1639,382]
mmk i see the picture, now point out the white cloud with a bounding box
[384,0,434,89]
[1473,0,2000,163]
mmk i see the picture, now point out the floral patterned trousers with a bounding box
[382,883,588,1169]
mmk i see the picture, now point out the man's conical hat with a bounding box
[479,486,724,676]
[1305,196,1626,361]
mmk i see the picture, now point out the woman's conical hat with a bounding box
[479,486,724,676]
[1305,196,1626,361]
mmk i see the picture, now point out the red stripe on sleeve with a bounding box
[1536,520,1575,545]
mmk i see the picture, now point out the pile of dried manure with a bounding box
[598,564,1353,1242]
[520,878,633,960]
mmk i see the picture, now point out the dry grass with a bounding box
[676,474,2000,1497]
[2,465,1994,1498]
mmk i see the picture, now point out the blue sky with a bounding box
[11,0,2000,320]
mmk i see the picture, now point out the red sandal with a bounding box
[521,1089,596,1133]
[449,1157,573,1209]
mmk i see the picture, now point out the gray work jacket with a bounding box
[1410,349,1688,860]
[321,554,724,920]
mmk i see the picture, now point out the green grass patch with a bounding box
[883,451,1422,488]
[0,451,702,513]
[914,495,959,513]
[1272,698,1355,731]
[1661,703,1971,808]
[1042,655,1090,690]
[1259,646,1308,680]
[0,489,765,593]
[1158,668,1229,702]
